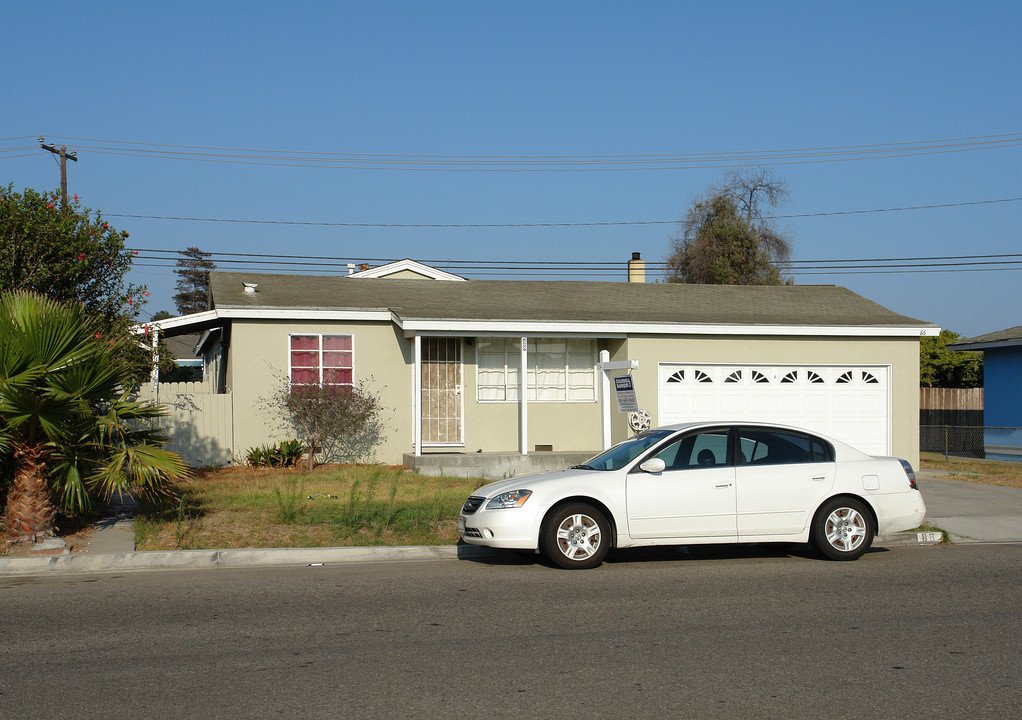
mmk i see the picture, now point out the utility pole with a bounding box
[39,136,78,206]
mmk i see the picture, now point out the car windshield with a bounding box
[575,429,675,471]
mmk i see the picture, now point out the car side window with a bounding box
[652,430,729,470]
[738,429,832,466]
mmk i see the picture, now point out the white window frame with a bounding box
[476,337,521,402]
[476,337,597,403]
[288,333,355,386]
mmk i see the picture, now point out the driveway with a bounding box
[917,469,1022,542]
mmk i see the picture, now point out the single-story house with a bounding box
[949,325,1022,461]
[148,256,938,474]
[161,333,204,383]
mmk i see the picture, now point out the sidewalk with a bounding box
[3,469,1020,576]
[913,468,1022,543]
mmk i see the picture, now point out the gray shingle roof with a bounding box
[949,324,1022,350]
[163,333,201,359]
[209,271,933,329]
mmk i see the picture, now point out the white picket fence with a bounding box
[140,382,235,468]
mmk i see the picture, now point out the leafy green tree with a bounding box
[0,291,187,541]
[0,185,151,383]
[666,167,792,285]
[173,247,215,315]
[920,330,983,388]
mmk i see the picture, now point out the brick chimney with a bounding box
[627,252,646,283]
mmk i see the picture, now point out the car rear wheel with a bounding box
[811,497,874,561]
[540,503,610,570]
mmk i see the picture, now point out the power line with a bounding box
[132,248,1022,266]
[107,197,1022,229]
[131,259,1022,278]
[28,130,1022,158]
[133,250,1021,267]
[129,250,1022,278]
[789,266,1022,276]
[39,137,78,206]
[11,131,1021,171]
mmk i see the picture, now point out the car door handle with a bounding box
[812,476,826,481]
[715,483,732,489]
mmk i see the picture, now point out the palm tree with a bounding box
[1,290,186,542]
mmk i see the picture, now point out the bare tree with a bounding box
[666,167,793,285]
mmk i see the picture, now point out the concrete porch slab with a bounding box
[403,451,596,480]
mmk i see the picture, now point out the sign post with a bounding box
[597,351,639,450]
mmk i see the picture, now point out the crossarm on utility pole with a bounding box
[39,137,78,206]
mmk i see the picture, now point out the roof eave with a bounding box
[949,338,1022,352]
[398,319,940,337]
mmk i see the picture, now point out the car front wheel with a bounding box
[811,497,875,561]
[540,503,610,570]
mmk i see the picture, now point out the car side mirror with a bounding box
[638,458,666,474]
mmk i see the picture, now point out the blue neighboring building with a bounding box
[950,325,1022,461]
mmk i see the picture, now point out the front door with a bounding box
[421,338,462,445]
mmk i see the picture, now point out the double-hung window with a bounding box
[289,334,353,385]
[476,338,596,402]
[477,338,522,401]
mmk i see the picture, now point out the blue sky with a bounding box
[3,1,1020,337]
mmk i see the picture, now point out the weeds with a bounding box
[173,494,194,549]
[912,523,951,544]
[133,465,487,551]
[273,477,307,523]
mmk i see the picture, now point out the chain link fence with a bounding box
[920,425,1022,460]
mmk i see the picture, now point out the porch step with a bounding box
[403,451,596,481]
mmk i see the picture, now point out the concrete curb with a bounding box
[2,531,962,576]
[0,544,498,577]
[874,531,945,547]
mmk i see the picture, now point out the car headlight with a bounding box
[485,489,533,509]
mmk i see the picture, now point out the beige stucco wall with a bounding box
[226,320,414,464]
[224,322,921,469]
[458,341,604,454]
[617,334,922,468]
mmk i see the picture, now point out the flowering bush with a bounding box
[0,184,151,383]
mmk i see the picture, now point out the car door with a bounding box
[625,428,738,539]
[734,427,836,536]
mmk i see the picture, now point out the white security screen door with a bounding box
[421,338,463,445]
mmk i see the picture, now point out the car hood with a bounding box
[471,467,602,499]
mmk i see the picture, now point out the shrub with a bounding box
[246,439,308,468]
[268,378,387,470]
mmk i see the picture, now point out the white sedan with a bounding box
[458,422,926,569]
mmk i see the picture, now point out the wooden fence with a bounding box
[919,387,984,457]
[919,387,983,427]
[140,382,235,468]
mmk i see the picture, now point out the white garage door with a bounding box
[658,364,890,456]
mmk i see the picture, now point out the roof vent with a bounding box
[243,282,259,293]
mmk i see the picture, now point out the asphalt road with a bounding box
[2,544,1020,719]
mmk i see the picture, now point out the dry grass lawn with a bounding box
[134,464,488,551]
[920,452,1022,489]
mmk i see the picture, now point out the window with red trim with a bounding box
[289,334,353,385]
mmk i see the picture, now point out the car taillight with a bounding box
[898,459,918,490]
